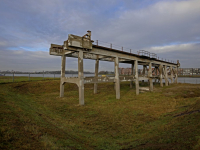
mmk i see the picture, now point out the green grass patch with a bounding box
[0,81,200,149]
[0,76,59,83]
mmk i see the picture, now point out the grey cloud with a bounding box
[0,49,99,72]
[0,0,200,71]
[97,0,200,50]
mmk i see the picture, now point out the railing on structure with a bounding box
[137,50,157,59]
[94,40,136,55]
[94,40,177,63]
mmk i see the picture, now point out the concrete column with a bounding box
[154,67,158,83]
[94,57,99,94]
[78,51,84,105]
[130,62,134,88]
[60,55,66,97]
[175,66,178,83]
[148,62,153,92]
[159,65,163,87]
[170,66,173,83]
[142,65,146,76]
[164,65,169,86]
[115,57,120,99]
[135,60,139,95]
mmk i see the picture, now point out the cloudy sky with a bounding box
[0,0,200,72]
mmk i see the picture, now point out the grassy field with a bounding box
[0,76,59,83]
[0,79,200,150]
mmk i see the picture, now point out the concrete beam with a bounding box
[63,46,178,67]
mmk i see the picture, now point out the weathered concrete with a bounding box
[142,65,147,76]
[154,67,158,83]
[175,66,178,83]
[130,63,134,88]
[164,65,169,86]
[94,56,99,94]
[78,51,84,105]
[148,62,153,92]
[49,31,180,105]
[159,64,163,87]
[115,57,120,99]
[135,60,139,95]
[170,66,173,84]
[60,55,66,97]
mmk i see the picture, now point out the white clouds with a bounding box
[98,0,200,49]
[0,0,200,71]
[147,42,200,53]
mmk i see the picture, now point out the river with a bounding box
[2,74,200,84]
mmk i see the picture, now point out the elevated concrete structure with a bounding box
[50,31,180,105]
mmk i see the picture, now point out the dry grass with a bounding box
[0,80,200,149]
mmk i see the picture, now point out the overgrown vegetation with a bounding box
[0,79,200,149]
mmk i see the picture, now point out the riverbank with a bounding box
[1,75,200,84]
[179,75,200,78]
[0,80,200,149]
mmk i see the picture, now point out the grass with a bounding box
[0,76,59,83]
[0,79,200,149]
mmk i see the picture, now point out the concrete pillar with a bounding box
[135,60,139,95]
[164,65,169,86]
[78,51,84,105]
[170,66,173,83]
[175,66,178,83]
[154,67,158,83]
[142,65,146,76]
[159,65,163,87]
[130,62,134,88]
[94,57,99,94]
[148,62,153,92]
[115,57,120,99]
[60,55,66,97]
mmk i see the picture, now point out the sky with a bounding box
[0,0,200,72]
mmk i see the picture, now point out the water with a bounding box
[178,77,199,84]
[3,74,200,84]
[4,73,95,78]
